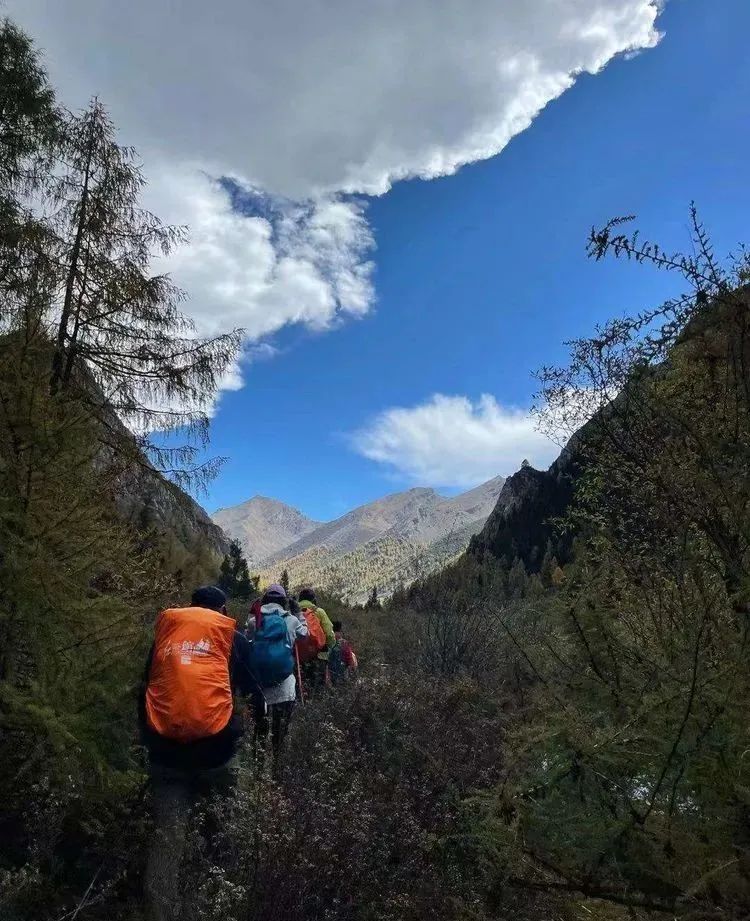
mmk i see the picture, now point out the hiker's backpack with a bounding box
[329,638,355,682]
[249,611,294,686]
[342,640,357,670]
[330,638,357,683]
[146,607,235,742]
[295,608,326,663]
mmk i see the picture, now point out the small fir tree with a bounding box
[507,556,528,599]
[218,540,253,600]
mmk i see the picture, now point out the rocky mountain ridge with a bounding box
[469,454,580,569]
[212,476,506,602]
[212,495,320,567]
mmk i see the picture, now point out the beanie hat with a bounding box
[265,583,287,600]
[191,585,227,612]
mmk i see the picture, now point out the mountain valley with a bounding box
[212,476,506,602]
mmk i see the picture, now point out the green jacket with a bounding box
[300,600,335,659]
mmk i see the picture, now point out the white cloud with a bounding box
[11,1,662,198]
[145,166,374,343]
[7,0,663,398]
[351,394,559,487]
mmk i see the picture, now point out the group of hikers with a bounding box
[245,583,358,755]
[139,582,358,921]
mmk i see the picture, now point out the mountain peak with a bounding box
[212,475,506,601]
[220,494,293,510]
[212,495,320,566]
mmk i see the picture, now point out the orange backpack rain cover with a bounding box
[146,607,236,742]
[296,609,326,663]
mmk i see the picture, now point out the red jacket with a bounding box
[249,598,263,631]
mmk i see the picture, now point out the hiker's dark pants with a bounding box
[254,701,295,759]
[301,658,328,696]
[145,760,237,921]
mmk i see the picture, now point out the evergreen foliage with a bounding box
[218,540,253,600]
[389,209,750,917]
[0,20,238,918]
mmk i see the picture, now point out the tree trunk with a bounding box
[50,112,95,394]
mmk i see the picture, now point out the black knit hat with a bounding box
[298,587,317,604]
[191,585,227,612]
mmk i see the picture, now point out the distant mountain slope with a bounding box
[264,476,506,567]
[262,486,442,566]
[263,535,422,604]
[213,476,505,602]
[268,518,490,605]
[119,467,229,565]
[212,496,321,567]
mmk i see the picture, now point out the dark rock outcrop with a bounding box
[468,447,581,572]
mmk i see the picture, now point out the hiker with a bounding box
[251,584,308,762]
[140,585,264,921]
[245,595,263,638]
[329,619,358,685]
[292,593,327,693]
[298,587,335,694]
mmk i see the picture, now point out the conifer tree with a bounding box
[0,18,57,204]
[366,584,380,609]
[280,568,290,594]
[539,540,554,588]
[0,18,59,329]
[507,556,527,599]
[550,564,565,587]
[44,100,241,487]
[0,24,242,907]
[218,540,253,600]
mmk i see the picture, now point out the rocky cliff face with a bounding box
[118,466,229,565]
[469,442,585,571]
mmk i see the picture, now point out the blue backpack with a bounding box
[328,640,345,683]
[249,612,294,687]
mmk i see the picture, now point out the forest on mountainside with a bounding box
[259,531,463,605]
[2,14,750,921]
[224,478,508,605]
[389,211,750,916]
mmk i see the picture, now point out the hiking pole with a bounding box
[295,645,306,706]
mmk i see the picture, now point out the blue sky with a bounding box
[201,0,750,519]
[11,0,750,521]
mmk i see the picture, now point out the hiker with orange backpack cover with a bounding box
[298,587,335,694]
[139,585,265,921]
[292,594,326,671]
